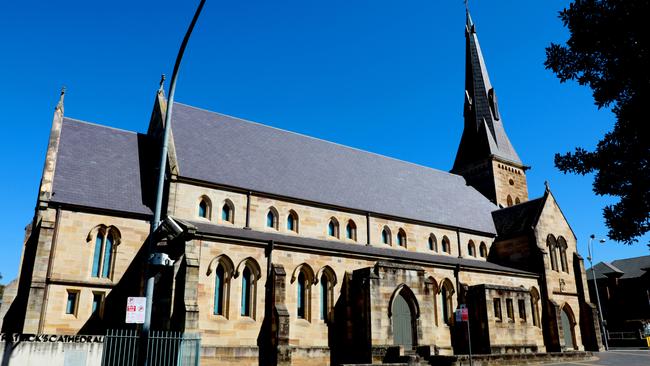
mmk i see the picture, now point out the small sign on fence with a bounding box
[125,297,146,324]
[455,307,469,322]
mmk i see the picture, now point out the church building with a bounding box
[0,11,602,365]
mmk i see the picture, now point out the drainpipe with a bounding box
[244,191,252,229]
[366,212,371,245]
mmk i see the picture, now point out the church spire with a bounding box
[452,8,522,172]
[451,9,529,208]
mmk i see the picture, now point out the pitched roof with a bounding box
[452,11,522,171]
[50,118,153,215]
[588,255,650,280]
[170,102,498,234]
[491,196,546,239]
[180,219,535,277]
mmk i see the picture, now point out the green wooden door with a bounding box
[393,293,413,348]
[561,308,575,349]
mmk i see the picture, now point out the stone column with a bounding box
[271,264,291,366]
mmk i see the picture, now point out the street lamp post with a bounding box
[587,234,608,351]
[142,1,207,365]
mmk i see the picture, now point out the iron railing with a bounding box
[101,329,201,366]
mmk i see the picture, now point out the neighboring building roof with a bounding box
[491,196,546,239]
[587,255,650,280]
[50,118,153,215]
[180,219,535,277]
[170,102,498,234]
[452,11,522,171]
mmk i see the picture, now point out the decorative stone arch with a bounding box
[314,265,337,286]
[327,217,340,238]
[86,224,122,246]
[220,198,235,224]
[234,257,262,282]
[388,284,420,348]
[515,197,521,204]
[290,263,315,284]
[197,195,212,219]
[266,206,279,229]
[86,224,121,279]
[440,278,455,325]
[507,195,513,207]
[206,254,235,278]
[388,284,420,319]
[560,302,578,350]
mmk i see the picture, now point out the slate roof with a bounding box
[50,118,153,215]
[181,219,535,276]
[171,102,498,234]
[587,255,650,280]
[453,11,522,171]
[491,196,546,239]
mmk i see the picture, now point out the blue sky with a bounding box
[0,0,647,283]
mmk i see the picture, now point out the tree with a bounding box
[545,0,649,245]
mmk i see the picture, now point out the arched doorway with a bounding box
[561,304,577,350]
[390,286,418,348]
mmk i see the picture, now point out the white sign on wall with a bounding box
[125,297,146,324]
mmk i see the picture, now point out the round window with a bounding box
[509,179,515,186]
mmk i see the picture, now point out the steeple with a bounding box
[451,10,529,207]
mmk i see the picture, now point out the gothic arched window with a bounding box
[297,272,308,319]
[90,226,120,279]
[547,235,559,271]
[397,229,407,247]
[429,234,438,252]
[441,236,451,254]
[198,198,210,219]
[382,226,391,245]
[214,265,226,315]
[468,240,476,257]
[266,207,278,229]
[328,218,339,238]
[558,236,569,273]
[209,255,234,317]
[479,242,488,258]
[221,200,234,224]
[346,220,357,241]
[287,210,299,233]
[441,279,455,325]
[241,267,252,317]
[319,267,336,321]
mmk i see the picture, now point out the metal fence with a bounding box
[608,331,641,340]
[101,329,201,366]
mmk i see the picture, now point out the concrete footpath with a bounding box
[541,349,650,366]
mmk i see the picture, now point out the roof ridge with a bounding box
[173,101,465,181]
[63,117,139,135]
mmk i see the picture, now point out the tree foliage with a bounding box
[545,0,649,244]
